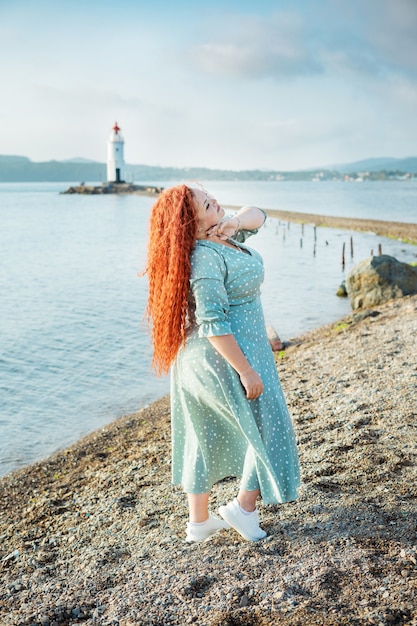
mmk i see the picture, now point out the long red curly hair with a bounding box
[144,184,197,374]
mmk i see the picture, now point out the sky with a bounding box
[0,0,416,171]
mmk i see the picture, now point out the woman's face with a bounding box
[191,188,225,238]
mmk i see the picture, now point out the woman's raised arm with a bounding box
[207,206,266,239]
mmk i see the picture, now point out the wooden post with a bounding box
[342,242,345,269]
[378,243,382,255]
[350,236,354,258]
[314,226,317,241]
[300,238,303,248]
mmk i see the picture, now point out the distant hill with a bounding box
[61,157,101,164]
[0,156,332,183]
[0,155,31,163]
[331,156,417,173]
[0,155,416,183]
[0,157,106,183]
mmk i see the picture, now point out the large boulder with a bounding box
[346,254,417,310]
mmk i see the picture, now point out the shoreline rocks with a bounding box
[61,182,163,195]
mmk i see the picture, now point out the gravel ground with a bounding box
[262,209,417,244]
[1,293,416,626]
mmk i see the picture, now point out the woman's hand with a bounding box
[207,216,240,240]
[206,335,263,400]
[239,367,264,400]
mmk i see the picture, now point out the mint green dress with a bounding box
[170,223,300,504]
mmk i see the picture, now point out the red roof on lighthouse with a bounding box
[113,122,120,134]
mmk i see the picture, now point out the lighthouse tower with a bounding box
[107,122,125,183]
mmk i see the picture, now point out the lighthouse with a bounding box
[107,122,125,183]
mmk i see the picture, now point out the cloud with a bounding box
[191,12,323,80]
[366,0,417,77]
[317,0,417,80]
[33,84,146,112]
[190,2,417,87]
[393,76,417,105]
[1,0,416,168]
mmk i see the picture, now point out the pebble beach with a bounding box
[1,287,416,625]
[1,209,417,625]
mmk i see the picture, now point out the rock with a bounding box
[346,255,417,310]
[96,605,107,615]
[3,549,20,561]
[336,280,348,297]
[266,325,284,351]
[351,310,381,323]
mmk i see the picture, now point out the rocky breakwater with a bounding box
[346,254,417,310]
[61,182,163,195]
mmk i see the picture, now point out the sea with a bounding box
[1,180,416,477]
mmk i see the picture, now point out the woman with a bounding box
[144,184,300,542]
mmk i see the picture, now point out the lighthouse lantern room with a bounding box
[107,122,125,183]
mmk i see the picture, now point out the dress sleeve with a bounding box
[189,245,232,338]
[231,208,267,243]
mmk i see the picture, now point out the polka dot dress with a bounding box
[170,226,300,504]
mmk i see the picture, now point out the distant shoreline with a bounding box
[1,152,417,183]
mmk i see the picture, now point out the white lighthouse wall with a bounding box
[107,137,125,183]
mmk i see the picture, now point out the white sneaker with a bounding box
[185,514,231,543]
[218,498,267,542]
